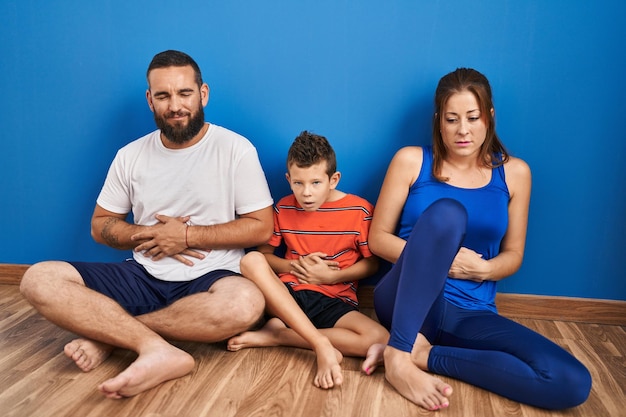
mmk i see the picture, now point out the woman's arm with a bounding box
[448,157,532,281]
[369,147,423,264]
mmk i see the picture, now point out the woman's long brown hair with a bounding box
[431,68,509,181]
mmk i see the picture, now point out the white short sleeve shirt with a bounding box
[97,124,273,281]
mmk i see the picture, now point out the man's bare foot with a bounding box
[362,343,385,375]
[64,338,114,372]
[226,317,285,351]
[384,345,453,410]
[312,339,343,390]
[98,342,195,399]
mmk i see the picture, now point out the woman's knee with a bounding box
[405,198,467,255]
[425,198,467,235]
[551,360,592,409]
[532,354,592,409]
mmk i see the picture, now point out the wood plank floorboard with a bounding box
[0,283,624,417]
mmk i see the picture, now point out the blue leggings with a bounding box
[374,199,591,410]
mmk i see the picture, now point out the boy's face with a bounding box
[286,161,340,212]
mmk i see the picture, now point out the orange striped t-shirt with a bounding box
[268,193,374,306]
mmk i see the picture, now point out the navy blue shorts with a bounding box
[285,285,358,329]
[69,259,239,316]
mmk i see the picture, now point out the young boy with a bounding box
[227,131,389,389]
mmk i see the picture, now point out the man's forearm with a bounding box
[186,217,272,251]
[92,217,146,250]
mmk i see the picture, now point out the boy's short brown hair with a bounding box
[287,131,337,177]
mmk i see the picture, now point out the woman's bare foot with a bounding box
[64,338,114,372]
[383,345,453,410]
[410,333,432,370]
[362,343,385,375]
[98,342,195,399]
[312,339,343,390]
[226,317,286,351]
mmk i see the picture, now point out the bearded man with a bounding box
[20,50,274,399]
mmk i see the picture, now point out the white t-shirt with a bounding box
[96,124,273,281]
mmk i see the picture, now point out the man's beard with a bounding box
[155,106,206,145]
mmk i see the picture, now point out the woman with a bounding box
[369,68,591,411]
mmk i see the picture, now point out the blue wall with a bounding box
[1,1,624,301]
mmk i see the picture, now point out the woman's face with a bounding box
[440,90,489,158]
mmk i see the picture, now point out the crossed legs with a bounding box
[20,261,264,398]
[229,309,389,374]
[230,251,344,389]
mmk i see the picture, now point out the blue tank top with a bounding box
[398,146,510,312]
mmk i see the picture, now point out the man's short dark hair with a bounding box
[147,50,203,87]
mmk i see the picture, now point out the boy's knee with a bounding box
[363,323,390,346]
[374,325,390,344]
[240,251,266,276]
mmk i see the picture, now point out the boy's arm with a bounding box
[293,255,379,285]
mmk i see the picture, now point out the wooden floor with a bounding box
[1,282,625,417]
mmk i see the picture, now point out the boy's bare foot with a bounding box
[226,317,286,351]
[228,317,342,389]
[383,345,452,410]
[64,338,114,372]
[312,340,343,390]
[98,342,195,399]
[362,343,385,375]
